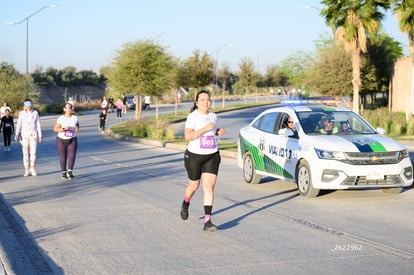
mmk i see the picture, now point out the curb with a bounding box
[108,132,238,159]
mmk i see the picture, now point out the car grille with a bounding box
[341,175,403,186]
[342,152,402,165]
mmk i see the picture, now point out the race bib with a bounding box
[200,135,217,149]
[64,130,75,137]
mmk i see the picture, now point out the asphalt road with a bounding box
[0,101,413,274]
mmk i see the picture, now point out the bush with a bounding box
[364,108,408,137]
[126,119,175,141]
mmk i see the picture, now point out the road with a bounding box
[0,101,413,274]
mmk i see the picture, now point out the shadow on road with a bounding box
[214,188,299,230]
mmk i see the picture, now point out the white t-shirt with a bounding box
[185,110,218,155]
[57,115,79,139]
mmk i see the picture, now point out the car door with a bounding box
[263,112,299,181]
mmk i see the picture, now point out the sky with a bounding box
[0,0,408,74]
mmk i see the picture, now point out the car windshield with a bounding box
[296,110,377,135]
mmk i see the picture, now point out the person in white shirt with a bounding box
[180,90,225,231]
[14,99,43,176]
[0,102,10,118]
[53,102,79,180]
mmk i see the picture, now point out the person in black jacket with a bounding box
[0,108,14,152]
[99,109,107,132]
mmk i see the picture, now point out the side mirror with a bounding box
[376,127,386,135]
[278,128,294,136]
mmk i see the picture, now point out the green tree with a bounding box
[218,63,231,108]
[237,57,258,103]
[393,0,414,62]
[106,40,176,119]
[264,64,288,88]
[362,32,403,105]
[321,0,390,114]
[0,63,39,112]
[304,45,353,96]
[176,50,215,97]
[279,51,313,88]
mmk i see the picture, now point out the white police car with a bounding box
[237,105,413,197]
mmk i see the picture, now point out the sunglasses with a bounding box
[287,121,294,123]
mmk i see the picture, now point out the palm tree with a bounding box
[321,0,390,114]
[393,0,414,62]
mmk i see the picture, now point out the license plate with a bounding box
[366,170,384,180]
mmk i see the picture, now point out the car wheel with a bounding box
[381,187,403,194]
[296,160,320,197]
[243,152,261,184]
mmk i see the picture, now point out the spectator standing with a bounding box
[53,102,79,180]
[0,107,14,151]
[14,99,43,176]
[99,109,107,132]
[180,90,225,231]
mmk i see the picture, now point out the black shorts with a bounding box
[184,149,221,181]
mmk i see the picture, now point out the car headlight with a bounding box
[315,148,347,160]
[398,149,408,160]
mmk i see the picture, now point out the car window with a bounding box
[297,110,376,135]
[252,112,279,133]
[258,112,279,133]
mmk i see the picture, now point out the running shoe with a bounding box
[61,172,69,180]
[29,167,37,176]
[203,220,217,232]
[180,201,189,220]
[67,170,74,179]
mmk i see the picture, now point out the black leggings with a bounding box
[56,137,78,171]
[3,133,11,146]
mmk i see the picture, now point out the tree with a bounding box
[304,45,353,96]
[393,0,414,62]
[321,0,390,114]
[237,57,257,103]
[176,50,215,97]
[0,63,39,112]
[106,40,176,119]
[279,51,313,88]
[218,63,231,108]
[264,65,288,88]
[362,32,403,105]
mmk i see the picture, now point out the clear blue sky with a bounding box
[0,0,408,74]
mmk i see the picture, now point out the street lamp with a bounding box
[302,5,321,11]
[152,31,172,42]
[6,4,59,74]
[213,43,232,109]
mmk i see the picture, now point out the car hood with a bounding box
[305,134,406,152]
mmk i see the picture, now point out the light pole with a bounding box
[152,31,172,41]
[213,43,232,109]
[6,4,59,74]
[302,5,321,11]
